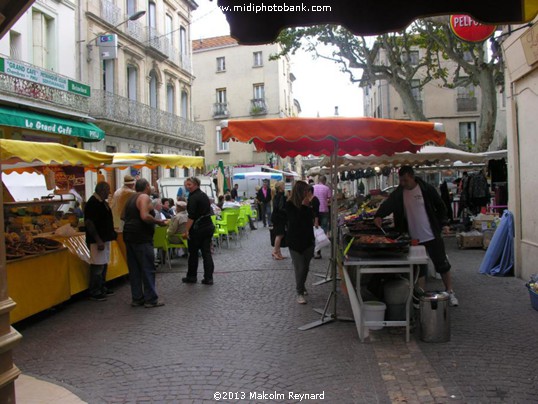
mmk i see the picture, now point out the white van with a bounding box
[157,177,215,201]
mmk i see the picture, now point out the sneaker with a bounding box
[144,300,165,308]
[297,294,307,304]
[448,291,459,307]
[131,299,144,307]
[201,278,214,285]
[314,251,322,259]
[90,294,107,302]
[182,277,197,283]
[303,289,308,296]
[103,287,115,296]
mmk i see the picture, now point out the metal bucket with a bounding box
[419,291,450,342]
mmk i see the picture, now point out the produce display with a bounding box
[5,232,63,260]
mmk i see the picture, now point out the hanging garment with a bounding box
[479,210,514,276]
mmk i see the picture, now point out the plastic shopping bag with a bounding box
[314,227,330,253]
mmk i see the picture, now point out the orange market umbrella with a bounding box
[221,117,445,157]
[221,117,446,331]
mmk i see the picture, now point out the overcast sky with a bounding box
[190,0,364,117]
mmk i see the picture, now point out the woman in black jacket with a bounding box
[271,181,287,260]
[285,181,315,304]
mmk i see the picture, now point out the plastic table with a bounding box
[342,246,429,342]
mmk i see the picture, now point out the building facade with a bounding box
[502,18,538,280]
[81,0,204,193]
[191,35,299,170]
[361,47,507,150]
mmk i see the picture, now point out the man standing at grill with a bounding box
[374,166,458,306]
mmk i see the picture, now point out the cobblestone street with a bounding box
[13,226,538,403]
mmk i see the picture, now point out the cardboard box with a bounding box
[482,229,496,250]
[472,214,497,231]
[457,232,484,249]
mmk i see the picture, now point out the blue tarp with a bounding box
[479,210,514,276]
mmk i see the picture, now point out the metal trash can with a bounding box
[419,291,450,342]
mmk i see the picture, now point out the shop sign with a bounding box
[521,24,538,66]
[449,15,496,43]
[0,57,91,97]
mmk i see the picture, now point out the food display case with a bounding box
[4,192,128,324]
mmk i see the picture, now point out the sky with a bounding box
[190,0,364,117]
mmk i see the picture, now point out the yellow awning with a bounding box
[0,139,113,172]
[110,153,204,170]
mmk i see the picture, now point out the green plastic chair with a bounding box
[237,206,249,237]
[153,226,169,268]
[166,232,188,269]
[211,215,221,250]
[217,210,241,247]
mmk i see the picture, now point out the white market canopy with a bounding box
[317,145,487,173]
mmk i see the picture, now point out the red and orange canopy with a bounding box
[221,117,446,158]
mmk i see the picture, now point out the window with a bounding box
[148,1,156,29]
[166,84,174,113]
[149,70,158,108]
[457,84,475,99]
[181,90,188,118]
[402,50,419,66]
[32,9,55,70]
[216,88,227,104]
[127,65,137,100]
[253,83,265,100]
[9,31,21,60]
[216,57,225,72]
[103,60,115,92]
[165,14,173,54]
[216,126,229,152]
[253,51,263,67]
[127,0,136,15]
[179,26,187,55]
[459,122,477,145]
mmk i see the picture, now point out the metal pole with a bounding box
[330,141,339,316]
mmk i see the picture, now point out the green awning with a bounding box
[0,106,105,142]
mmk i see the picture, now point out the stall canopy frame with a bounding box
[221,117,446,331]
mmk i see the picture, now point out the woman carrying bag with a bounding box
[271,181,287,260]
[285,181,315,304]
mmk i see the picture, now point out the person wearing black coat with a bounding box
[256,179,272,227]
[271,181,287,260]
[374,166,458,307]
[285,181,315,304]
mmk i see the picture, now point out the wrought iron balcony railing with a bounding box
[457,97,478,112]
[250,98,267,115]
[0,56,89,114]
[89,89,204,145]
[213,102,229,118]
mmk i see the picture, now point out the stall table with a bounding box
[342,246,429,342]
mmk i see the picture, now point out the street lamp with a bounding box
[85,10,146,60]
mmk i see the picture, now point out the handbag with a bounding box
[270,227,287,248]
[314,226,330,252]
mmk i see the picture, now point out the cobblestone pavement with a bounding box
[13,226,538,403]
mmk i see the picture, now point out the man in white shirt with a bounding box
[374,166,458,307]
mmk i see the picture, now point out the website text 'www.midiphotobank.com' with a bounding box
[219,2,332,14]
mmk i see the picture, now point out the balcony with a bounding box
[457,97,477,112]
[250,98,267,116]
[0,56,89,115]
[89,89,204,145]
[213,102,229,118]
[100,0,145,43]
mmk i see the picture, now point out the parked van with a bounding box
[158,177,215,201]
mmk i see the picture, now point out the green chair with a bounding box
[237,206,249,237]
[166,232,188,269]
[217,210,241,247]
[211,215,221,250]
[153,226,169,268]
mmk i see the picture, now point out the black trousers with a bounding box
[187,226,215,280]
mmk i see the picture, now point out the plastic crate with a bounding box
[528,286,538,311]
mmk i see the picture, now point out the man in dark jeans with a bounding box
[256,179,272,227]
[123,179,167,308]
[84,181,116,301]
[182,177,215,285]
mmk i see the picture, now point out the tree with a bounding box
[272,18,503,151]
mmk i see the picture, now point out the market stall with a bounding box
[0,139,124,323]
[221,117,446,335]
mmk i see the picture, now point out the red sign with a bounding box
[450,15,496,43]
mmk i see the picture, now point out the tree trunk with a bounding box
[391,78,428,121]
[477,67,497,152]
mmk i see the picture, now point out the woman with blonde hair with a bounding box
[271,181,287,260]
[285,181,315,304]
